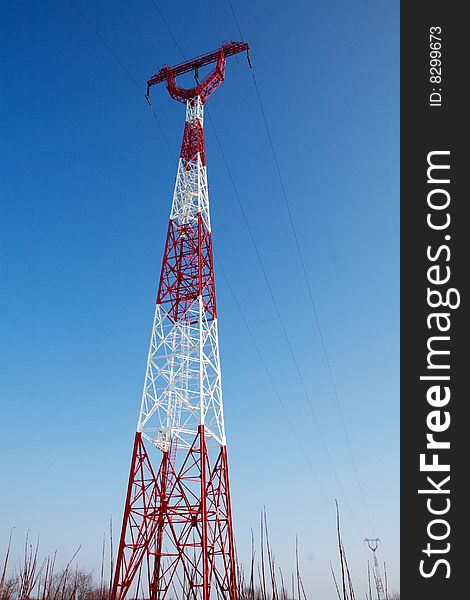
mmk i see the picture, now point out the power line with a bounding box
[149,0,186,60]
[215,256,333,510]
[150,104,177,163]
[207,113,362,535]
[253,69,375,534]
[253,69,376,534]
[68,0,177,164]
[227,0,245,41]
[69,0,141,90]
[226,0,376,535]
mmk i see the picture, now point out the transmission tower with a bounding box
[364,538,386,600]
[111,42,250,600]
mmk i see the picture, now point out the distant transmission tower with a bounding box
[365,538,386,600]
[111,42,250,600]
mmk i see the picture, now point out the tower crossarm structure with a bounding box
[146,41,250,103]
[112,42,249,600]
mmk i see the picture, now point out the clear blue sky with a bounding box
[0,1,399,597]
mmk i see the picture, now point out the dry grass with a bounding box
[1,509,398,600]
[0,531,108,600]
[1,516,300,600]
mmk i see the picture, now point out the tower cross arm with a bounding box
[146,41,250,102]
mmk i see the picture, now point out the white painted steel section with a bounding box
[137,96,225,452]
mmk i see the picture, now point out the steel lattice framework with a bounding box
[111,42,249,600]
[365,538,385,600]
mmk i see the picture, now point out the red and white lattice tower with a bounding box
[111,42,250,600]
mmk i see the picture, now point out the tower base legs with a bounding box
[111,429,237,600]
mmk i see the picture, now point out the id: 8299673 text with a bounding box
[429,26,442,107]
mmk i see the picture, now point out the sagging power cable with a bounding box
[226,0,377,535]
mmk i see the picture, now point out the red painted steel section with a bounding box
[147,41,249,104]
[181,118,206,167]
[166,48,226,104]
[112,432,160,600]
[156,213,216,324]
[112,429,238,599]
